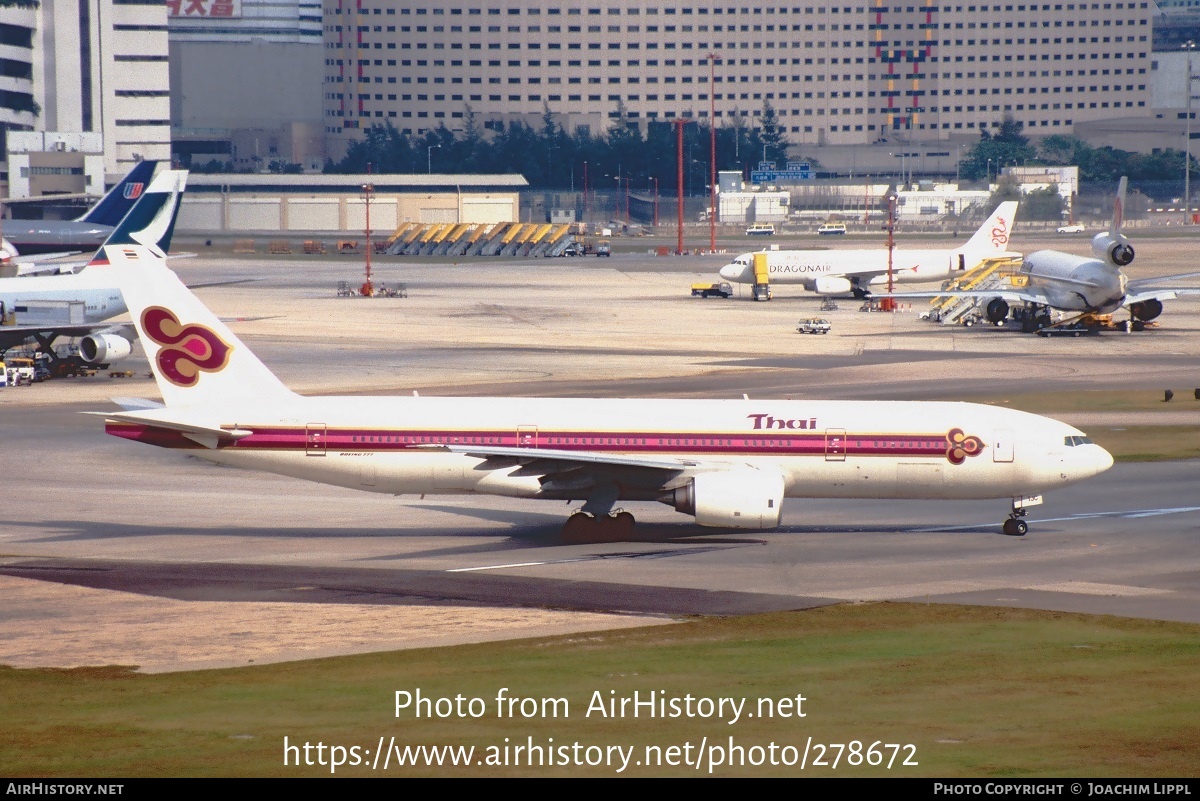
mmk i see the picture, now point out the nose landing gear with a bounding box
[1002,511,1028,537]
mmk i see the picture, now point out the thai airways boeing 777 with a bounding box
[91,172,1111,538]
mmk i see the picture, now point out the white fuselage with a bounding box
[719,248,975,291]
[1021,250,1129,314]
[109,396,1113,509]
[0,270,125,324]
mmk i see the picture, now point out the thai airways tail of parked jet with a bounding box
[718,201,1018,296]
[90,173,1111,538]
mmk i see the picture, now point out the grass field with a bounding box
[2,604,1198,777]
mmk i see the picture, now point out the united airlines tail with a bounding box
[962,200,1019,257]
[87,170,295,408]
[77,160,159,227]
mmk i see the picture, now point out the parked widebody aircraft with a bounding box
[717,201,1019,297]
[0,168,184,370]
[890,178,1200,332]
[1,160,158,256]
[89,173,1111,538]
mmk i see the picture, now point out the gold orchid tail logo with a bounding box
[141,306,233,387]
[946,428,985,465]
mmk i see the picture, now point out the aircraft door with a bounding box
[517,425,538,448]
[305,423,327,456]
[825,428,847,461]
[992,428,1014,463]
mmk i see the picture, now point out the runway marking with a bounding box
[447,546,735,573]
[1020,582,1170,597]
[910,505,1200,532]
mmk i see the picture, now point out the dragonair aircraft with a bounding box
[88,172,1112,538]
[889,178,1200,331]
[718,201,1019,297]
[1,160,159,256]
[0,167,184,370]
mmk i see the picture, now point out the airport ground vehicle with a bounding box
[691,282,734,298]
[4,357,36,386]
[560,242,585,257]
[595,241,612,257]
[1056,223,1085,234]
[797,318,832,334]
[745,223,776,236]
[817,223,848,235]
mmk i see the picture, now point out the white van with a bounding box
[745,223,776,236]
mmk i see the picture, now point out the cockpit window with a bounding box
[1064,435,1095,447]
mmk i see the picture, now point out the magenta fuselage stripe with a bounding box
[105,423,968,459]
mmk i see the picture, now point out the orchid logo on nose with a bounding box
[946,428,985,465]
[141,306,232,387]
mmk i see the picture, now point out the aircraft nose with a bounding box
[1090,444,1115,477]
[719,263,743,281]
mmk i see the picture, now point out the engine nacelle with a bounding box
[814,275,853,295]
[1129,298,1163,321]
[660,470,785,529]
[985,298,1010,323]
[78,334,133,365]
[1092,232,1134,267]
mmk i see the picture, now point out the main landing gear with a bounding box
[561,510,637,543]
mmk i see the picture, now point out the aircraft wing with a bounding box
[443,443,702,472]
[885,286,1054,305]
[0,322,135,353]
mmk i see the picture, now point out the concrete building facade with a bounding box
[322,0,1154,159]
[169,0,326,170]
[0,0,171,182]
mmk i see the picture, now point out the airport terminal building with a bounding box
[323,0,1153,157]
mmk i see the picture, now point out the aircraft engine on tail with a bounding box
[1092,232,1134,267]
[78,333,133,365]
[661,470,785,529]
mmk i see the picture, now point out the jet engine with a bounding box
[1129,299,1163,321]
[78,333,133,365]
[814,275,854,295]
[659,470,785,529]
[985,298,1010,323]
[1091,232,1134,267]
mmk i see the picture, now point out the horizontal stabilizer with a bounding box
[87,409,253,450]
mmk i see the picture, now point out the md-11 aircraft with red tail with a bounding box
[90,172,1112,538]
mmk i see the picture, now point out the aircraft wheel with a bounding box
[611,511,636,540]
[1002,518,1028,537]
[561,513,597,543]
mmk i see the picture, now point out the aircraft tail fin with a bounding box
[963,200,1019,255]
[1111,176,1128,235]
[84,168,185,266]
[86,170,295,408]
[77,160,159,227]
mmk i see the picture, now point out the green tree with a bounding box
[758,101,791,166]
[960,115,1038,180]
[1021,186,1065,221]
